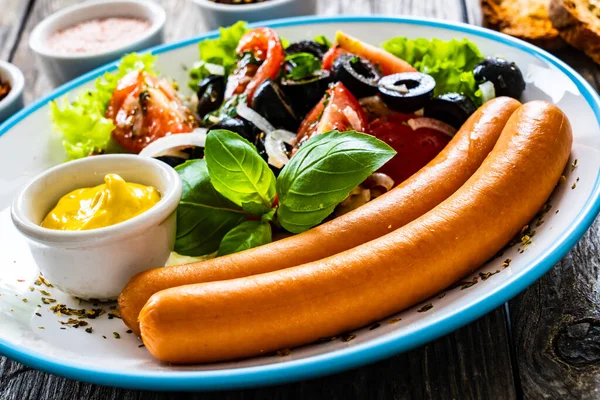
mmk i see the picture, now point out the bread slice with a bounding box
[549,0,600,63]
[482,0,566,50]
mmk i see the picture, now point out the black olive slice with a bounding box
[332,54,382,98]
[209,117,259,143]
[286,40,329,59]
[280,70,331,119]
[377,72,436,113]
[423,93,477,129]
[251,79,299,132]
[473,57,526,99]
[196,75,225,117]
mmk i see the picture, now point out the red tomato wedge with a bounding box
[225,27,284,103]
[325,31,416,75]
[106,71,198,153]
[294,82,368,148]
[322,46,347,70]
[368,113,450,184]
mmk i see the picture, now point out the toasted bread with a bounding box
[482,0,566,50]
[550,0,600,64]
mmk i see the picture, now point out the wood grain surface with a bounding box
[0,0,599,399]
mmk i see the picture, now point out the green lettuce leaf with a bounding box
[50,53,156,160]
[188,21,249,90]
[198,21,249,76]
[313,34,332,48]
[382,37,484,105]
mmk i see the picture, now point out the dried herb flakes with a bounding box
[417,303,433,313]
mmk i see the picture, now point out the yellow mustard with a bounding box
[41,174,160,231]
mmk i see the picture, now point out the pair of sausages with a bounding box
[119,97,522,335]
[137,101,572,364]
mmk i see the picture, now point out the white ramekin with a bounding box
[11,155,182,300]
[29,0,166,86]
[192,0,317,30]
[0,61,25,124]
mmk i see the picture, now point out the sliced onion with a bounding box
[343,106,364,131]
[336,188,371,216]
[139,128,208,158]
[264,129,295,168]
[363,172,395,191]
[479,81,496,103]
[407,117,457,138]
[237,101,275,134]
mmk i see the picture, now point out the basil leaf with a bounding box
[174,159,247,256]
[276,130,396,233]
[217,220,272,256]
[205,129,276,215]
[261,207,277,223]
[285,52,322,80]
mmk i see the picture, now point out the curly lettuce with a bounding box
[51,53,157,160]
[382,37,484,105]
[188,21,249,90]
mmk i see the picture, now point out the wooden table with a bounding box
[1,0,600,398]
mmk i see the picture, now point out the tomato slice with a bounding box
[225,27,284,103]
[324,32,416,76]
[321,46,347,70]
[368,113,450,184]
[106,71,198,154]
[294,82,368,147]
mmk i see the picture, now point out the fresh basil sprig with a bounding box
[174,129,395,256]
[174,159,246,256]
[276,130,396,233]
[217,220,272,257]
[205,129,277,216]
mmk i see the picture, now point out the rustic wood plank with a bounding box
[0,0,34,61]
[464,1,600,398]
[1,0,518,399]
[510,219,600,400]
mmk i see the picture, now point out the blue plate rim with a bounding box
[1,15,599,391]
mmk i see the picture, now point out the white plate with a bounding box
[0,16,599,391]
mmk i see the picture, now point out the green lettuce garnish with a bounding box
[382,37,484,105]
[313,35,332,48]
[51,53,156,160]
[188,21,249,90]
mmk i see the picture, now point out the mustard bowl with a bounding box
[10,155,182,300]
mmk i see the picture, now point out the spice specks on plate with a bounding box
[276,348,291,357]
[417,303,433,313]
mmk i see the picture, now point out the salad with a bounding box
[50,21,526,259]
